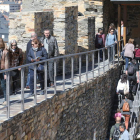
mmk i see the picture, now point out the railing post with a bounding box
[92,52,95,78]
[44,62,48,100]
[113,45,115,66]
[63,58,65,91]
[103,49,105,73]
[21,68,24,112]
[98,50,100,76]
[71,57,74,87]
[54,60,57,94]
[86,54,88,81]
[6,71,10,119]
[34,65,37,105]
[108,47,110,69]
[79,55,81,84]
[117,42,120,65]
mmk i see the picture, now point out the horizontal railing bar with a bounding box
[0,40,123,73]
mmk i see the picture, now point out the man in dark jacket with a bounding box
[26,33,37,89]
[40,29,59,86]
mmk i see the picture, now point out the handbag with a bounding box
[124,81,129,95]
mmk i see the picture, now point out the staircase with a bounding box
[106,73,140,140]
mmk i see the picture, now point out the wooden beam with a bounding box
[123,5,127,46]
[118,4,121,55]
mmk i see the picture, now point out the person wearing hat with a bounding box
[123,38,135,70]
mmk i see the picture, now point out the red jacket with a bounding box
[135,48,140,57]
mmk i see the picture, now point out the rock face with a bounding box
[0,64,123,140]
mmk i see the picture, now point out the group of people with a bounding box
[95,21,127,63]
[109,50,139,139]
[0,29,59,105]
[95,21,140,139]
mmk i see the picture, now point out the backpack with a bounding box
[128,65,134,75]
[113,125,120,140]
[122,100,130,112]
[123,81,129,95]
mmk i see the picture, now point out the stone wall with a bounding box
[9,11,54,51]
[78,17,95,52]
[0,64,123,140]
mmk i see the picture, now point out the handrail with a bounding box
[0,40,123,73]
[0,39,124,120]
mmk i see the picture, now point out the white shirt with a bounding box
[121,25,123,36]
[116,79,129,92]
[44,38,49,53]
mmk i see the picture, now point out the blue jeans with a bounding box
[109,46,114,62]
[30,69,44,94]
[0,73,6,101]
[125,57,132,70]
[98,45,103,59]
[26,68,30,87]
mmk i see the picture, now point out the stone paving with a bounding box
[0,59,119,123]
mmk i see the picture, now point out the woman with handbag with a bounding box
[28,39,47,95]
[9,40,23,95]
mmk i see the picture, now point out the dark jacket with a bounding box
[28,47,48,70]
[95,33,105,48]
[40,35,59,58]
[9,47,23,68]
[26,40,32,63]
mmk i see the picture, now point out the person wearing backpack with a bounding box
[116,74,129,95]
[124,38,135,70]
[105,28,117,63]
[126,59,139,95]
[109,117,121,140]
[119,123,129,140]
[135,44,140,66]
[120,94,132,130]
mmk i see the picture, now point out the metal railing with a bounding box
[0,40,124,120]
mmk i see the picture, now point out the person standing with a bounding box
[9,40,23,95]
[0,38,9,105]
[109,23,117,37]
[28,39,47,95]
[119,123,129,140]
[135,44,140,66]
[40,29,59,86]
[123,38,135,70]
[26,32,37,89]
[95,28,105,61]
[105,28,117,62]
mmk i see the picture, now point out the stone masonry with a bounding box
[0,63,123,140]
[9,11,54,51]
